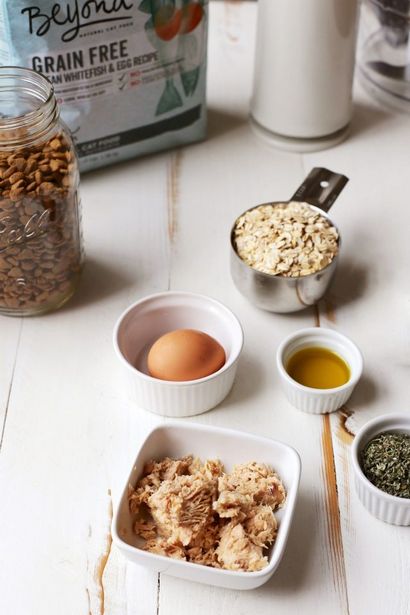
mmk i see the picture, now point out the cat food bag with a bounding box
[0,0,208,171]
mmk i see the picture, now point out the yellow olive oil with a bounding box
[286,346,350,389]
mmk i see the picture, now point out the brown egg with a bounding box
[147,329,226,381]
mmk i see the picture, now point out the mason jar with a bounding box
[0,67,83,316]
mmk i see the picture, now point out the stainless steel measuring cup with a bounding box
[230,168,349,313]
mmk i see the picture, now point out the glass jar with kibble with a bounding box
[0,67,83,316]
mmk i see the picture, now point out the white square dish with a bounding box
[112,422,301,590]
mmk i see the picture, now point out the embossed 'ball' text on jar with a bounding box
[0,67,83,316]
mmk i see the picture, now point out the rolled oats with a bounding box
[233,201,339,277]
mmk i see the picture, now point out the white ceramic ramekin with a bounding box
[112,421,301,590]
[351,413,410,526]
[113,291,243,417]
[276,327,363,414]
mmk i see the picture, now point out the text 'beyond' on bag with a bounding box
[0,0,208,171]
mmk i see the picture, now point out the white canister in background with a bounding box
[250,0,359,152]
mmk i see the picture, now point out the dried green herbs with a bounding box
[360,432,410,499]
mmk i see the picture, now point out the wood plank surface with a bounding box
[0,156,170,615]
[0,2,409,615]
[307,109,410,614]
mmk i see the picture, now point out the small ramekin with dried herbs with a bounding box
[361,432,410,499]
[351,413,410,526]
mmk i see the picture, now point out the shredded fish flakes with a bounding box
[128,455,286,572]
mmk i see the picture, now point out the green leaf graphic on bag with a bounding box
[180,66,200,96]
[156,78,183,115]
[178,23,205,97]
[143,12,183,115]
[138,0,152,14]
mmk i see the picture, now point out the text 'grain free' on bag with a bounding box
[0,0,208,171]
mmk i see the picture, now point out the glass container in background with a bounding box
[0,67,83,316]
[250,0,359,152]
[357,0,410,111]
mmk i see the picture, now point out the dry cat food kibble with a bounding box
[129,455,286,572]
[0,132,82,313]
[233,201,339,277]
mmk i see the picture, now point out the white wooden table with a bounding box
[1,2,409,614]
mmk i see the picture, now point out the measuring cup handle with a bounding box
[290,167,349,212]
